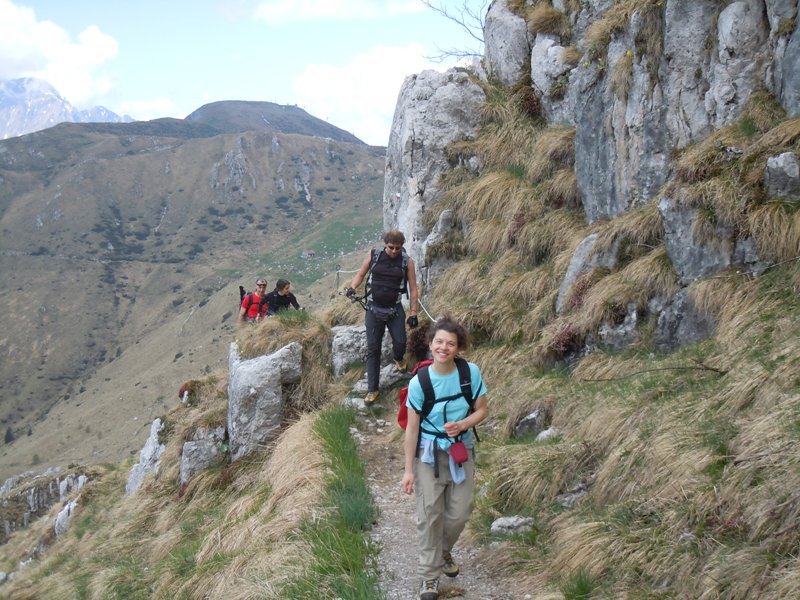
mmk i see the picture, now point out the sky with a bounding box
[0,0,488,146]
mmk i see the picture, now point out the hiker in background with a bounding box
[345,230,419,406]
[401,317,488,600]
[238,278,269,323]
[265,279,302,315]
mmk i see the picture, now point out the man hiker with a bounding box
[345,230,419,406]
[238,278,269,323]
[264,279,302,314]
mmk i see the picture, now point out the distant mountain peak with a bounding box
[185,100,365,144]
[0,77,132,140]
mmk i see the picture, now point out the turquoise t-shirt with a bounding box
[407,361,486,450]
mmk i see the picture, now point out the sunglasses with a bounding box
[257,283,267,287]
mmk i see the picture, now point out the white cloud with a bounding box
[254,0,423,24]
[292,43,441,146]
[0,0,117,105]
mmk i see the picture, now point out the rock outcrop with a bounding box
[125,418,166,495]
[379,0,798,355]
[227,342,302,462]
[1,469,88,543]
[179,426,227,486]
[383,69,486,286]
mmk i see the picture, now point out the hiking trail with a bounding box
[358,412,532,600]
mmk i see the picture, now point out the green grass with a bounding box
[561,567,593,599]
[270,405,384,599]
[258,218,382,288]
[107,557,153,599]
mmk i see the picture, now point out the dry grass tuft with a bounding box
[742,89,787,134]
[318,296,364,327]
[515,210,587,267]
[755,117,800,149]
[541,169,579,209]
[525,126,576,184]
[539,246,678,354]
[527,4,570,38]
[610,51,634,101]
[748,200,800,263]
[457,169,534,223]
[585,0,644,55]
[467,219,513,257]
[682,177,751,228]
[491,441,598,511]
[593,201,664,256]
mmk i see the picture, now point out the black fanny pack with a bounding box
[369,303,397,322]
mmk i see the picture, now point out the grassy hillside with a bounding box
[0,123,383,479]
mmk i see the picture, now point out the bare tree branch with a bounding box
[420,0,490,62]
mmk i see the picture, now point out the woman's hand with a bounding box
[444,420,464,438]
[401,471,414,495]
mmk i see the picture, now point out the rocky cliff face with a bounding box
[384,0,799,346]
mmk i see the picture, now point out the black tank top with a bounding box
[370,250,405,306]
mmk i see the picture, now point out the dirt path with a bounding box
[358,414,530,600]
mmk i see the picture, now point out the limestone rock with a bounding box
[705,0,770,128]
[512,407,552,439]
[125,418,166,495]
[765,151,800,198]
[556,233,619,314]
[598,303,640,350]
[383,69,485,285]
[659,196,732,285]
[654,288,716,352]
[331,325,392,378]
[227,342,302,462]
[536,427,561,442]
[179,426,227,486]
[490,515,535,535]
[483,0,532,87]
[53,498,79,537]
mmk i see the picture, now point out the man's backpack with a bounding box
[366,247,409,303]
[397,357,478,438]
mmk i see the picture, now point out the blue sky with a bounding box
[0,0,487,145]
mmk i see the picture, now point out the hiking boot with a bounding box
[418,578,439,600]
[442,550,460,577]
[393,357,408,373]
[364,391,379,407]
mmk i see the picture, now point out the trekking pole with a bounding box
[337,290,368,311]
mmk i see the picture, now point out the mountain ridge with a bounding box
[0,78,133,140]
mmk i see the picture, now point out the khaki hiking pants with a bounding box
[413,448,475,579]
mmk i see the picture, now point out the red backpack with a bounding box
[397,359,433,429]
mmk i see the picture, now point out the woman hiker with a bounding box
[401,317,488,600]
[264,279,302,315]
